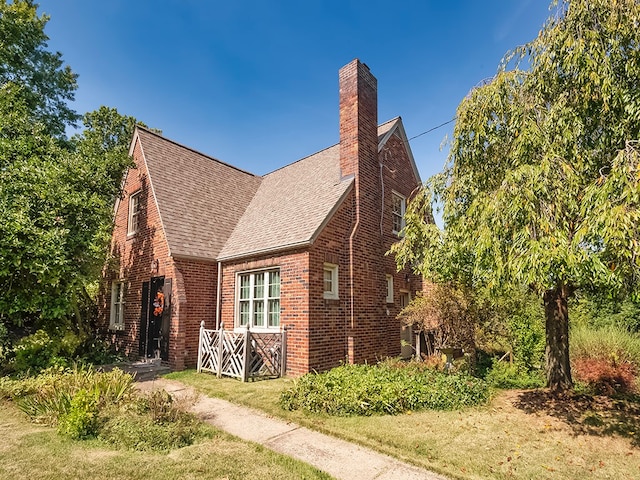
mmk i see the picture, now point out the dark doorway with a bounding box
[139,276,171,361]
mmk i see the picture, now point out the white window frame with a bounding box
[399,289,411,309]
[323,263,339,299]
[127,190,141,236]
[392,191,406,235]
[110,280,125,331]
[386,274,394,304]
[236,269,281,331]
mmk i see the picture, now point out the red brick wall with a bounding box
[328,59,421,367]
[97,134,218,370]
[171,258,217,369]
[308,192,353,372]
[219,251,310,376]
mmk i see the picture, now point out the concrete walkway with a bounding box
[136,378,447,480]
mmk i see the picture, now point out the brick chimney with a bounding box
[339,59,378,181]
[339,59,384,366]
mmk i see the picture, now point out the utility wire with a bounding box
[408,117,457,142]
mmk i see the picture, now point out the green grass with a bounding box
[0,401,333,480]
[167,370,640,480]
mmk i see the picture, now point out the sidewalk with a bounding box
[136,378,448,480]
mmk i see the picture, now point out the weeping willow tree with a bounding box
[392,0,640,391]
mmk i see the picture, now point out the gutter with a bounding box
[216,261,222,329]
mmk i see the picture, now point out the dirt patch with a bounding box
[512,389,640,447]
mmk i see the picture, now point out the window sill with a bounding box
[233,327,282,334]
[109,325,125,332]
[323,293,339,300]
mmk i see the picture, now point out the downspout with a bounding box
[215,261,222,329]
[348,177,360,333]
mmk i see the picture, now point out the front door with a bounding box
[139,276,171,360]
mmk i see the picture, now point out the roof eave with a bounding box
[217,240,312,263]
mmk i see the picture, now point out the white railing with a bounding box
[197,321,287,381]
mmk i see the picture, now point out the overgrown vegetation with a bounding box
[280,360,489,416]
[570,324,640,395]
[0,366,206,451]
[2,328,125,376]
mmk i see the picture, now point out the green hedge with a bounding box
[280,361,490,416]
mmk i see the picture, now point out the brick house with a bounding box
[98,59,422,375]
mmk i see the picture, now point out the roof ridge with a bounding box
[135,125,260,178]
[263,144,339,177]
[262,118,401,177]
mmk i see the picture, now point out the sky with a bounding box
[37,0,554,182]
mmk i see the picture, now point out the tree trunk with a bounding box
[543,283,573,392]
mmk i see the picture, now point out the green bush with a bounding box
[571,296,640,333]
[99,396,206,451]
[58,388,100,439]
[4,367,208,450]
[485,360,545,389]
[12,330,65,373]
[507,300,545,373]
[14,366,134,427]
[280,361,489,416]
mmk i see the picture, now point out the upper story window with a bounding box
[237,269,280,329]
[323,263,339,299]
[110,280,125,330]
[392,192,406,234]
[127,191,141,235]
[386,274,394,304]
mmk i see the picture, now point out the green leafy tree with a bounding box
[0,0,79,137]
[392,0,640,391]
[0,96,139,331]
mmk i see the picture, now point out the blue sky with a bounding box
[39,1,553,181]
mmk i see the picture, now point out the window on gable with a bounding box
[392,192,406,234]
[127,191,141,235]
[110,280,125,330]
[323,263,339,299]
[237,269,280,329]
[386,274,394,304]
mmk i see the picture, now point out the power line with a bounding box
[408,117,457,142]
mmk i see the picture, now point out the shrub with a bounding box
[5,367,207,450]
[573,357,637,396]
[98,411,205,451]
[98,391,207,451]
[485,360,545,389]
[58,388,100,439]
[280,361,489,416]
[14,365,134,428]
[12,330,65,373]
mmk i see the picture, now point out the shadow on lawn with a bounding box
[514,390,640,447]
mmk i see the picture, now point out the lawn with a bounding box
[0,401,332,480]
[167,370,640,480]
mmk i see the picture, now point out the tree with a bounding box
[392,0,640,391]
[0,0,79,137]
[0,94,139,332]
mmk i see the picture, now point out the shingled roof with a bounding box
[132,118,412,262]
[217,145,352,260]
[134,127,261,260]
